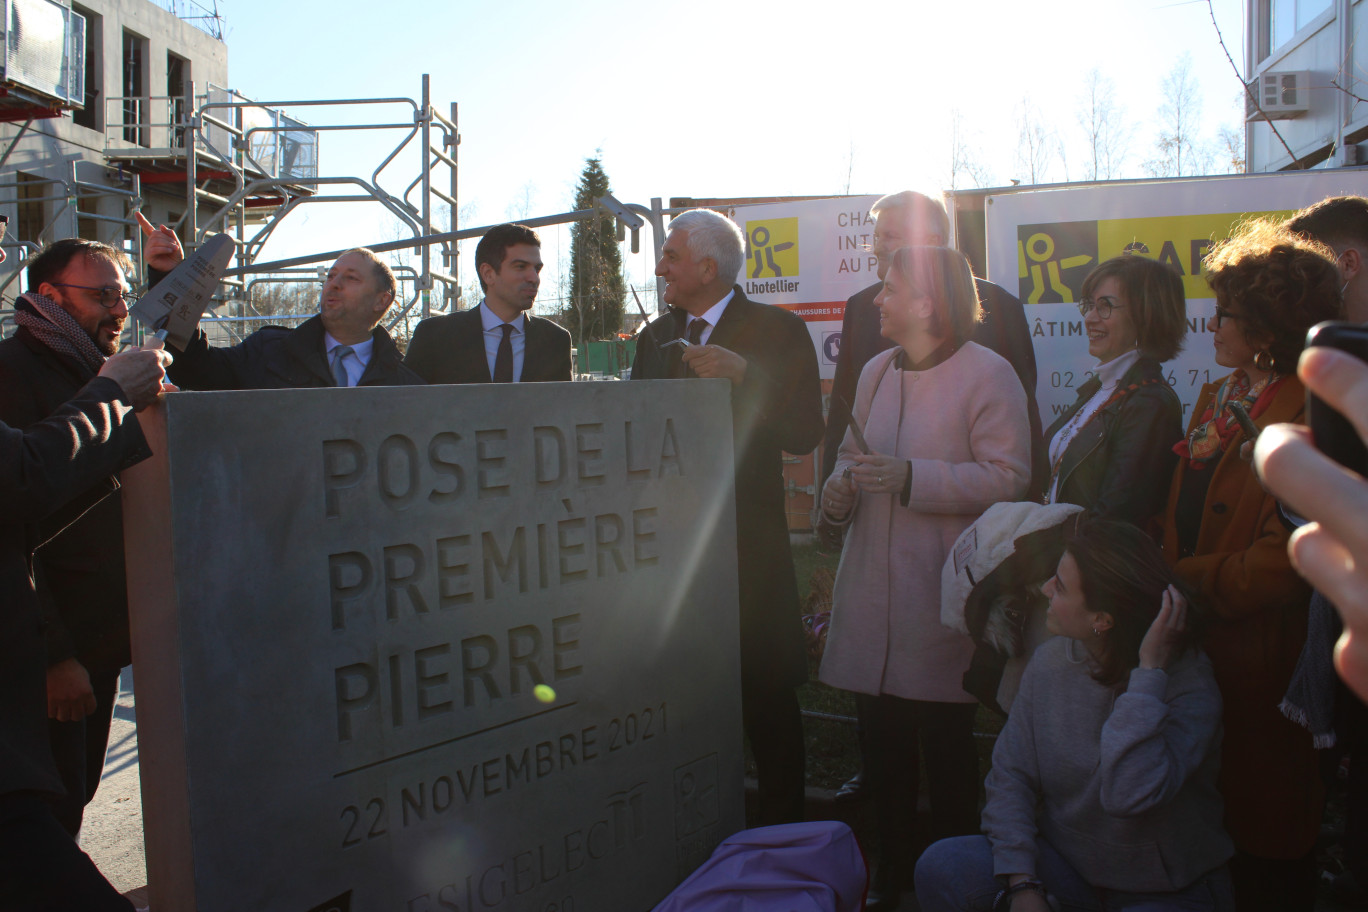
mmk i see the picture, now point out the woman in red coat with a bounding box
[1161,219,1342,911]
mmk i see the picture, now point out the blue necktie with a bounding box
[330,345,353,387]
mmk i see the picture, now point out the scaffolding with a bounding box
[88,74,456,341]
[0,71,676,349]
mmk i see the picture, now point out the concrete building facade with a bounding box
[0,0,225,282]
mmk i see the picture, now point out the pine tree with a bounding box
[565,156,625,343]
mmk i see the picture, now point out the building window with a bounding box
[16,173,48,246]
[122,30,148,145]
[167,53,190,149]
[1267,0,1332,56]
[77,195,99,242]
[70,4,100,130]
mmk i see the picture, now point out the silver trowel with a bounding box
[130,232,235,351]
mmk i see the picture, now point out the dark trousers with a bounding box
[859,693,979,892]
[1228,849,1316,912]
[47,667,119,837]
[1341,687,1368,886]
[742,676,805,826]
[0,793,133,912]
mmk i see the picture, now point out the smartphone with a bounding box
[1226,400,1260,441]
[1306,321,1368,476]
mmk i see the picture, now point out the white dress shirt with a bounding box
[324,332,374,387]
[685,289,735,345]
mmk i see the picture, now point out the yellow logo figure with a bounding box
[1019,231,1093,304]
[746,218,799,279]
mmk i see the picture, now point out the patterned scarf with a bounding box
[1175,369,1282,467]
[12,291,107,373]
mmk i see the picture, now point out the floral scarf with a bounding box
[1175,369,1283,467]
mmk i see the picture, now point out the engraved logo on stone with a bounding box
[673,753,721,877]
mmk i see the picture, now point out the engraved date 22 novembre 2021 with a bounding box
[338,703,668,848]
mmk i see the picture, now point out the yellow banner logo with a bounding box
[745,218,799,279]
[1097,210,1295,297]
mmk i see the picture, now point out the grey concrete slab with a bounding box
[121,381,746,912]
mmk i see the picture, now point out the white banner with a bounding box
[725,195,881,380]
[984,170,1368,428]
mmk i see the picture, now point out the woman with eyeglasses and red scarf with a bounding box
[1160,219,1342,912]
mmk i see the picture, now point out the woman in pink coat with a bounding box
[819,245,1033,910]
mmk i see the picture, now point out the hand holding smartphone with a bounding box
[1306,321,1368,476]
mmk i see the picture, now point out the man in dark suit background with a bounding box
[168,247,423,390]
[822,190,1041,493]
[405,223,572,383]
[631,208,824,825]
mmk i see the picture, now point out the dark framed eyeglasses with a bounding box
[1212,305,1244,328]
[50,283,132,309]
[1077,295,1126,319]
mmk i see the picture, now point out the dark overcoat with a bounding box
[0,378,149,797]
[0,330,132,674]
[167,314,424,390]
[631,287,824,689]
[404,306,572,383]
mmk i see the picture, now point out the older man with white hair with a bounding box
[632,208,824,826]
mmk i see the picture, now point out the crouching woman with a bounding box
[915,521,1234,911]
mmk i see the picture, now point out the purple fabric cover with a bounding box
[652,821,867,912]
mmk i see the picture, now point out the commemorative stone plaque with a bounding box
[121,381,745,912]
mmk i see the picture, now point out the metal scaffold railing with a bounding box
[167,74,459,327]
[0,73,678,350]
[86,74,462,335]
[0,164,149,333]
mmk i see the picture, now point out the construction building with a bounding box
[0,0,459,340]
[1245,0,1368,170]
[0,0,232,284]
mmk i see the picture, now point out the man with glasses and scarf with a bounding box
[0,219,181,841]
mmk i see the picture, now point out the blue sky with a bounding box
[196,0,1248,309]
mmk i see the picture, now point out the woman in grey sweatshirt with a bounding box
[915,521,1234,912]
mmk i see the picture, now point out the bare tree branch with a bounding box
[945,108,993,191]
[1076,68,1132,180]
[1206,0,1300,168]
[1014,96,1059,184]
[1330,77,1368,105]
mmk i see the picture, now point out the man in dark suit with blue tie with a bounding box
[167,247,423,390]
[405,223,572,384]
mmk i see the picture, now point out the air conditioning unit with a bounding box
[1246,71,1312,121]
